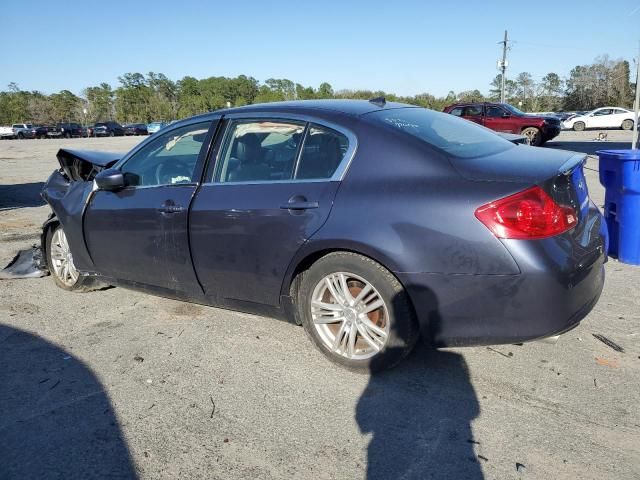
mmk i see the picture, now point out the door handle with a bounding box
[158,204,185,214]
[280,200,319,210]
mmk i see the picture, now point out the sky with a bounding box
[1,0,639,98]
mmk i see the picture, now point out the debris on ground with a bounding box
[595,357,619,368]
[592,334,624,353]
[477,455,488,462]
[486,347,513,358]
[0,247,48,279]
[516,462,526,472]
[210,395,216,418]
[134,355,144,362]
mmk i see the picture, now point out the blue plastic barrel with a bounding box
[598,149,640,265]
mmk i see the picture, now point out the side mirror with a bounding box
[95,168,125,191]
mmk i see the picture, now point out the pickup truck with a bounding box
[0,123,35,139]
[443,102,561,146]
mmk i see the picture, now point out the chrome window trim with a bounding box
[202,113,358,186]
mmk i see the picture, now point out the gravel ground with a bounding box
[0,131,639,480]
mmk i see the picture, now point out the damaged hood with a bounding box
[56,149,121,181]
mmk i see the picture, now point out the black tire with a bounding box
[109,131,114,137]
[297,252,419,373]
[17,132,24,139]
[622,119,634,131]
[45,224,103,292]
[573,121,585,132]
[521,127,542,146]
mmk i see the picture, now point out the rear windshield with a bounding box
[367,107,513,158]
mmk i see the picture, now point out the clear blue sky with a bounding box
[1,0,638,97]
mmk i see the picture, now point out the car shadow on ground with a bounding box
[0,182,46,211]
[0,324,137,479]
[546,140,633,156]
[356,289,483,480]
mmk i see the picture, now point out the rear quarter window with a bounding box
[367,107,514,159]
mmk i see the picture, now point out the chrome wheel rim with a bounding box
[50,228,79,286]
[311,272,390,360]
[523,129,538,144]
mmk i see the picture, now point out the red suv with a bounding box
[443,102,561,146]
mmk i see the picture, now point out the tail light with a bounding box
[475,185,577,239]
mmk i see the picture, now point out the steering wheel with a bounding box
[155,161,192,185]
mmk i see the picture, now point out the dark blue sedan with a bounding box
[41,100,607,371]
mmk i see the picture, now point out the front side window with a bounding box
[120,121,211,187]
[594,109,612,116]
[486,106,506,118]
[216,120,305,183]
[368,107,513,159]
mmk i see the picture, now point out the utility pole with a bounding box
[499,30,509,104]
[633,41,640,150]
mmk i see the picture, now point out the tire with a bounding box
[521,127,542,146]
[573,121,585,132]
[45,224,102,292]
[109,131,114,137]
[297,252,419,373]
[622,119,634,131]
[17,132,24,139]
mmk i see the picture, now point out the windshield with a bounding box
[367,107,514,159]
[502,104,527,116]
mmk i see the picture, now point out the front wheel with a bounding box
[622,119,634,131]
[297,252,419,372]
[521,127,542,146]
[46,225,100,292]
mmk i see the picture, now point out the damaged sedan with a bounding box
[41,100,608,371]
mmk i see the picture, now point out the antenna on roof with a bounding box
[369,96,386,107]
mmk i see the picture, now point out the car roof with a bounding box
[186,99,417,122]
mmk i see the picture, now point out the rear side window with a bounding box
[368,107,513,159]
[295,125,348,179]
[463,105,483,117]
[449,107,464,116]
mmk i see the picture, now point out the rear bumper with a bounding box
[399,242,606,347]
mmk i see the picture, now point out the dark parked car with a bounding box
[443,102,561,146]
[124,123,149,136]
[47,122,84,138]
[93,121,125,137]
[40,100,607,371]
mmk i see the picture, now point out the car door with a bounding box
[189,115,354,307]
[482,105,514,133]
[83,119,216,295]
[588,108,613,128]
[461,105,484,125]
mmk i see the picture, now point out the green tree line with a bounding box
[0,56,635,125]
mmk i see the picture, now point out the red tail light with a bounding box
[475,186,577,239]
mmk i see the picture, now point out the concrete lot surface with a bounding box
[1,131,639,479]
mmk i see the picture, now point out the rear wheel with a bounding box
[17,132,24,139]
[297,252,419,372]
[109,131,114,137]
[521,127,542,146]
[622,119,634,131]
[573,121,585,132]
[46,225,101,292]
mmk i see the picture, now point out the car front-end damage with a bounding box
[40,149,121,273]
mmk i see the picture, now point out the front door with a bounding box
[190,118,352,307]
[84,120,215,295]
[482,105,515,133]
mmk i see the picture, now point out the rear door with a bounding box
[83,119,217,294]
[461,105,484,125]
[189,115,354,307]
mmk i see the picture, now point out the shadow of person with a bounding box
[0,324,137,479]
[356,288,483,480]
[0,182,46,211]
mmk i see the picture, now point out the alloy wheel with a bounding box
[310,272,390,360]
[50,228,79,287]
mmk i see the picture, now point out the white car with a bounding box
[563,107,636,131]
